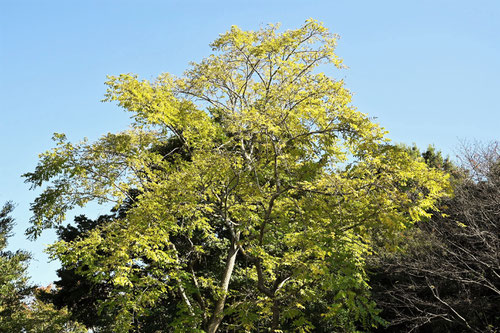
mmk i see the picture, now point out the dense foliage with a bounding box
[23,20,450,332]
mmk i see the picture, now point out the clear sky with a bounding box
[1,0,499,286]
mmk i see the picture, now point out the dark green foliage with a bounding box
[0,202,86,332]
[0,202,34,331]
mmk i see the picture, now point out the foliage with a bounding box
[38,215,116,332]
[0,201,32,331]
[0,202,86,332]
[42,212,183,332]
[24,20,450,332]
[15,287,87,333]
[369,143,500,332]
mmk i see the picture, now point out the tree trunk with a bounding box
[271,298,280,331]
[206,242,239,333]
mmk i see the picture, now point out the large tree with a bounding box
[24,20,449,332]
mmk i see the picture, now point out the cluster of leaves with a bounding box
[24,20,450,332]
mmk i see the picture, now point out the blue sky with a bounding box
[1,0,499,285]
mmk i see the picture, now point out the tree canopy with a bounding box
[24,20,450,332]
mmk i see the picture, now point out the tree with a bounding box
[369,143,499,332]
[24,20,450,332]
[0,201,33,331]
[0,202,86,332]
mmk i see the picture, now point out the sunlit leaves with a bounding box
[25,19,450,331]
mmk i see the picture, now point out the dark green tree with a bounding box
[0,202,86,332]
[0,202,33,331]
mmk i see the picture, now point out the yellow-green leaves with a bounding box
[104,74,217,149]
[25,20,451,331]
